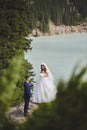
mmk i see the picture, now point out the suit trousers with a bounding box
[24,95,30,115]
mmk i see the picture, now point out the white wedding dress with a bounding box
[32,72,57,103]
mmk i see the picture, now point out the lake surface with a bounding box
[25,32,87,84]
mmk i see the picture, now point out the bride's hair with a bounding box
[41,64,47,73]
[41,63,54,82]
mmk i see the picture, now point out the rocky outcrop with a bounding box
[28,22,87,37]
[7,100,38,123]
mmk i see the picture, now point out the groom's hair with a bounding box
[24,74,30,79]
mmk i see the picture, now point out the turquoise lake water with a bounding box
[25,32,87,83]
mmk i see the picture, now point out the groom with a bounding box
[24,75,33,116]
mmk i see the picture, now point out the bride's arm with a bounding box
[43,72,48,77]
[40,72,48,77]
[40,73,44,77]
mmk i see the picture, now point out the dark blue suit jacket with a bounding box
[24,81,33,97]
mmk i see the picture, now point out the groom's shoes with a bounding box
[24,111,31,117]
[24,113,28,117]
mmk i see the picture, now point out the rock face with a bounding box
[28,22,87,37]
[7,100,38,123]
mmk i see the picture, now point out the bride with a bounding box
[32,63,57,103]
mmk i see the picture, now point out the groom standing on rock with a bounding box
[24,75,33,116]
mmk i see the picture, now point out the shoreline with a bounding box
[28,22,87,37]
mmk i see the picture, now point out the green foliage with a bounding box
[0,0,87,36]
[0,0,32,38]
[0,0,33,70]
[0,53,23,130]
[0,0,35,107]
[0,53,23,119]
[26,0,87,31]
[70,0,87,19]
[11,86,24,106]
[0,117,18,130]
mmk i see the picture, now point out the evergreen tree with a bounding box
[0,0,35,107]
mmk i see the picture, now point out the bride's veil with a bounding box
[41,63,54,82]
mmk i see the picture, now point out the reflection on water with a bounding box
[25,33,87,83]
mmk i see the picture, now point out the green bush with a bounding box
[11,86,24,106]
[0,54,23,116]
